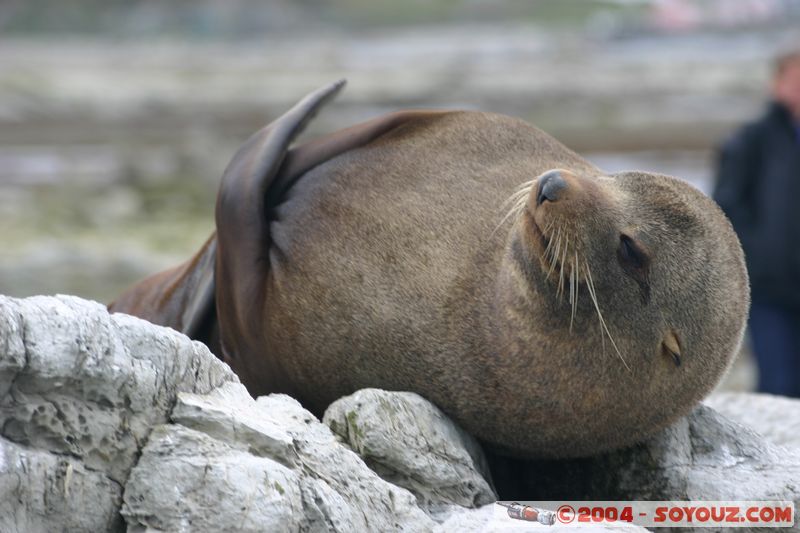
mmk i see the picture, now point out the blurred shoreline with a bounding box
[1,25,792,302]
[0,26,785,149]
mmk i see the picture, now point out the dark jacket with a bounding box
[713,102,800,309]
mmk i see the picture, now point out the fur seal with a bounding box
[110,81,749,459]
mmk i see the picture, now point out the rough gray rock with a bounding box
[705,392,800,451]
[122,423,306,533]
[512,404,800,513]
[613,405,800,502]
[3,294,799,532]
[124,381,436,532]
[324,388,497,517]
[0,435,124,532]
[0,295,237,533]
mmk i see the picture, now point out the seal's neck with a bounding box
[488,232,581,364]
[488,239,548,354]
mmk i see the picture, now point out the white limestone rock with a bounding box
[705,392,800,451]
[324,388,497,518]
[124,382,436,532]
[0,295,237,533]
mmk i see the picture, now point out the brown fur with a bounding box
[111,83,749,459]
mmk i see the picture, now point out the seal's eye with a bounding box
[617,234,651,304]
[618,235,647,270]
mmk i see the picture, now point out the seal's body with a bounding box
[111,82,749,458]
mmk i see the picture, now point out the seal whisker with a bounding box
[547,227,562,280]
[508,189,531,211]
[561,239,570,300]
[493,198,526,235]
[584,266,606,356]
[558,237,569,300]
[494,182,537,234]
[569,260,575,329]
[569,259,575,305]
[569,250,578,332]
[511,181,536,198]
[500,182,533,208]
[543,220,556,257]
[585,261,630,370]
[545,219,556,235]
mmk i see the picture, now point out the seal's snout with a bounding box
[536,170,568,205]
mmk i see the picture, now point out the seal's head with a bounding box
[490,168,748,458]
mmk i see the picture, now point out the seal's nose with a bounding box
[536,170,568,205]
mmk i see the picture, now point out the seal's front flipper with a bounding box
[181,238,216,341]
[108,234,219,351]
[214,80,346,369]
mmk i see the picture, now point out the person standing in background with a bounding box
[713,49,800,397]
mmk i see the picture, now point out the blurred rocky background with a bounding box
[2,0,799,390]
